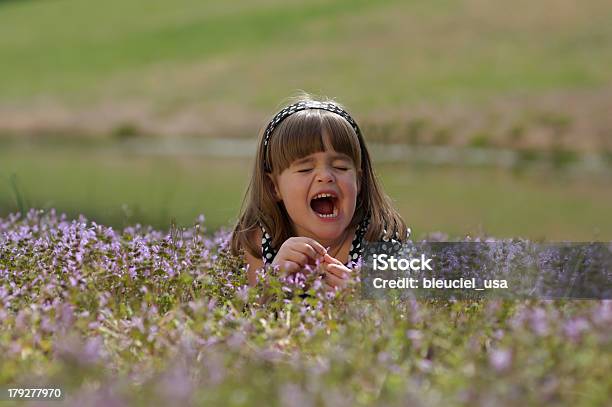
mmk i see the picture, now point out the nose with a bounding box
[315,166,335,183]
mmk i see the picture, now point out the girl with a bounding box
[230,95,410,290]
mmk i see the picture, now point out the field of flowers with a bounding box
[1,209,610,406]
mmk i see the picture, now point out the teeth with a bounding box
[312,193,336,200]
[315,205,339,219]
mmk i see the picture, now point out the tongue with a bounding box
[311,198,334,215]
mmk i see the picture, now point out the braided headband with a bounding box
[263,101,364,173]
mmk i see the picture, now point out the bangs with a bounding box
[268,109,362,173]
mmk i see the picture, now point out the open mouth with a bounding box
[310,192,339,219]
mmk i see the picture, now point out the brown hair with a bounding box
[230,95,408,258]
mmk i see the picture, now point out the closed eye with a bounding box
[334,166,349,171]
[297,168,313,173]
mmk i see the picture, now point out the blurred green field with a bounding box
[2,143,611,240]
[3,0,608,102]
[1,0,611,138]
[1,0,611,240]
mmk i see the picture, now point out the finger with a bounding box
[286,249,312,267]
[326,263,349,279]
[278,261,301,274]
[291,242,328,265]
[297,237,327,256]
[295,243,319,263]
[323,253,343,265]
[324,271,347,288]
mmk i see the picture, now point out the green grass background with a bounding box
[1,0,611,239]
[1,0,611,107]
[2,144,611,240]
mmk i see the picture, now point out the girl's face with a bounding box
[268,134,361,244]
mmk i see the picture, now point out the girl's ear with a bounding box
[266,173,282,201]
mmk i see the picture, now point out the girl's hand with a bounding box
[271,237,327,274]
[322,253,351,291]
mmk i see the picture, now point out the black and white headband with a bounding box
[263,101,364,173]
